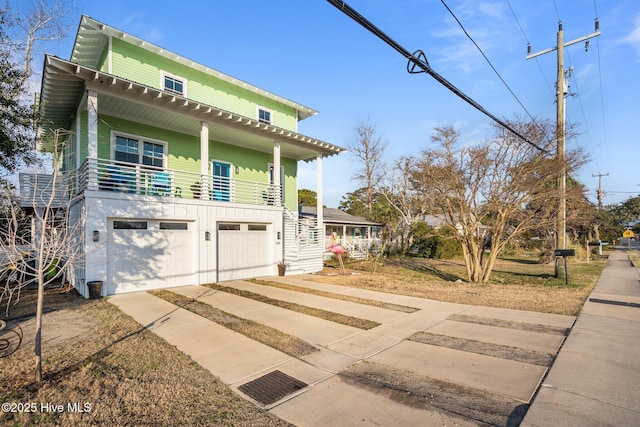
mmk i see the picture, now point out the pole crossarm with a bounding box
[527,30,602,60]
[326,0,547,153]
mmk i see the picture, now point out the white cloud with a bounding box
[623,12,640,62]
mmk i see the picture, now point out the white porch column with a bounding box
[273,142,281,206]
[316,154,323,239]
[87,90,98,191]
[75,104,82,191]
[200,121,209,200]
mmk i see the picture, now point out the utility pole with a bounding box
[592,172,609,209]
[527,20,600,257]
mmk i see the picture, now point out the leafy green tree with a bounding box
[338,188,368,217]
[297,188,318,207]
[0,11,36,175]
[612,195,640,228]
[339,187,399,249]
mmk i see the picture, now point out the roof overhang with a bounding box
[71,15,318,121]
[299,206,382,227]
[38,55,345,161]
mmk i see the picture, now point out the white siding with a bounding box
[81,190,282,295]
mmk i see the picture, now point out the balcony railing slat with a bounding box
[74,158,282,207]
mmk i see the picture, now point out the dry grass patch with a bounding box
[340,361,528,427]
[204,283,380,330]
[627,250,640,267]
[410,332,556,367]
[315,257,606,315]
[251,279,418,313]
[149,289,317,358]
[1,288,289,426]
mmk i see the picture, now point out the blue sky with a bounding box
[24,0,640,208]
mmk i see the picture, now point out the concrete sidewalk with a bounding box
[522,249,640,426]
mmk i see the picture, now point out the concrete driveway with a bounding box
[110,275,575,426]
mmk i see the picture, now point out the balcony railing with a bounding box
[75,158,282,206]
[324,236,382,258]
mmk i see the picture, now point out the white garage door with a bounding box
[217,223,273,282]
[107,219,197,294]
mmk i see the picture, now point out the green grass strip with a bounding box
[251,279,419,313]
[149,289,317,358]
[204,283,380,330]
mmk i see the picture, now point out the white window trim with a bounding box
[211,159,234,177]
[161,71,187,97]
[257,106,273,125]
[110,130,168,168]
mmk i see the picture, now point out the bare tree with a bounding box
[413,120,581,282]
[7,0,77,85]
[0,128,84,382]
[380,155,423,254]
[349,120,387,215]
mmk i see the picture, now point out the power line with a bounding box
[593,0,608,160]
[551,0,561,21]
[439,0,535,122]
[505,0,555,100]
[326,0,547,153]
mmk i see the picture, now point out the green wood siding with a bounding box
[109,38,299,131]
[91,115,298,208]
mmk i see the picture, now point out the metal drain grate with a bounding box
[238,370,307,405]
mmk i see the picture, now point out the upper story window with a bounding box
[258,107,272,125]
[113,134,166,169]
[162,72,186,96]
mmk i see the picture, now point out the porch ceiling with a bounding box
[38,55,345,161]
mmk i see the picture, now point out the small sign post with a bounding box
[623,229,635,249]
[554,249,575,286]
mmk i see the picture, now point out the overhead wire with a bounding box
[326,0,547,153]
[593,0,608,156]
[438,0,535,123]
[505,0,555,98]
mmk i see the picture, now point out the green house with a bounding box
[30,16,345,296]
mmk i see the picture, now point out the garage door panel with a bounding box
[218,224,272,282]
[108,220,196,294]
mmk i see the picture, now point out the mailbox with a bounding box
[554,249,575,257]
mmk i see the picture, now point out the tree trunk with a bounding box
[35,278,44,382]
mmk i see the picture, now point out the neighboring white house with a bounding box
[21,16,345,297]
[423,214,491,238]
[298,206,382,259]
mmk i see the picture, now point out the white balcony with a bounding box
[21,158,283,208]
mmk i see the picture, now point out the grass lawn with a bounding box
[627,249,640,267]
[318,255,607,316]
[0,287,289,427]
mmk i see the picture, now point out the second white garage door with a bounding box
[217,223,273,282]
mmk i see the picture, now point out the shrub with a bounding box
[410,223,462,259]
